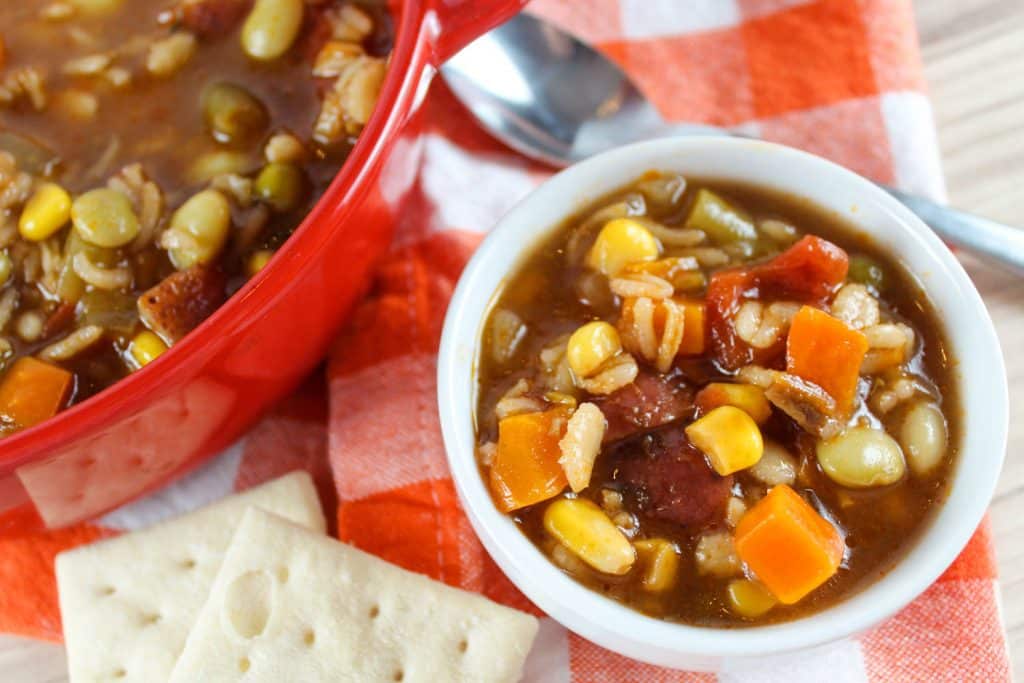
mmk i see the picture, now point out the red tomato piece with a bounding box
[706,236,849,370]
[750,235,849,304]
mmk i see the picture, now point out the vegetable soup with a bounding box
[475,172,958,625]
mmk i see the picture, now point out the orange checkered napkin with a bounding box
[0,1,1010,681]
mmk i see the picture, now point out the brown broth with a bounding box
[476,175,959,626]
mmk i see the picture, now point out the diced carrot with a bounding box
[735,484,845,604]
[786,306,868,414]
[619,297,704,367]
[490,408,570,512]
[675,298,706,356]
[0,357,73,431]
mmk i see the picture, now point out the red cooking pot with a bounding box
[0,0,527,532]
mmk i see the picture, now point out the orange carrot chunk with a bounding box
[675,298,706,356]
[785,306,868,414]
[735,484,845,604]
[490,408,569,512]
[0,357,73,431]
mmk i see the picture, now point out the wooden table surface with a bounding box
[1,1,1022,681]
[918,1,1024,678]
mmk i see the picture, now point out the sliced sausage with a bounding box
[597,370,693,443]
[607,424,732,528]
[137,265,225,344]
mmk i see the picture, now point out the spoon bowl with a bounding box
[441,12,1024,274]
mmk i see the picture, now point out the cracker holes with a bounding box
[368,604,380,619]
[392,669,404,682]
[277,566,289,583]
[238,657,251,673]
[142,612,162,626]
[303,628,316,646]
[129,455,144,468]
[458,638,468,654]
[181,558,197,570]
[224,570,273,638]
[98,586,116,597]
[112,667,126,679]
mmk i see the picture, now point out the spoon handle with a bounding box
[884,187,1024,276]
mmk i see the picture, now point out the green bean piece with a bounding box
[78,290,139,336]
[848,254,886,291]
[671,269,707,293]
[201,82,269,145]
[56,255,85,303]
[255,163,307,212]
[683,188,757,244]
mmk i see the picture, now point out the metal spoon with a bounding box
[441,12,1024,275]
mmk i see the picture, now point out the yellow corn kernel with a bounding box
[19,183,71,241]
[543,497,636,575]
[695,383,772,425]
[685,405,764,476]
[727,579,778,618]
[129,331,168,368]
[633,538,680,592]
[566,321,621,379]
[585,218,660,276]
[247,249,275,276]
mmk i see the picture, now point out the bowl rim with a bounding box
[437,136,1008,664]
[0,0,428,470]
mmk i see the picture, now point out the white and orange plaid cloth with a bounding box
[0,1,1011,680]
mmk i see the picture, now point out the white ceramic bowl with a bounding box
[436,137,1007,671]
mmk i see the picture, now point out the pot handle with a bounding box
[428,0,529,64]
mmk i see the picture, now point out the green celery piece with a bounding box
[848,254,886,291]
[684,188,757,244]
[78,290,139,336]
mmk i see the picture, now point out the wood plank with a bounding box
[916,1,1024,678]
